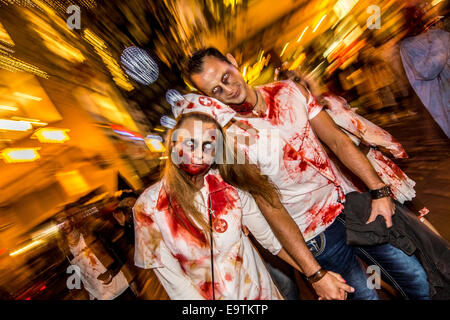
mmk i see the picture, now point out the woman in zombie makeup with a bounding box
[133,99,288,300]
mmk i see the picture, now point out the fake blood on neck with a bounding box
[205,175,237,218]
[229,101,255,115]
[156,188,207,246]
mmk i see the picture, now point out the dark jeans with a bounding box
[306,214,430,300]
[265,262,299,300]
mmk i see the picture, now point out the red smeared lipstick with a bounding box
[179,163,210,176]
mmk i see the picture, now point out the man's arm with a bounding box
[253,195,354,300]
[310,110,396,227]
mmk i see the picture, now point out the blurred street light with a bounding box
[1,147,41,163]
[0,119,32,131]
[32,127,70,143]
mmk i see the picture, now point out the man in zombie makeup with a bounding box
[184,47,431,300]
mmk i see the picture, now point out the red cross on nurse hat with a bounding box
[171,93,236,127]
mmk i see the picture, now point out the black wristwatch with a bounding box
[370,185,393,200]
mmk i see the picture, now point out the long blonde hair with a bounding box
[161,112,281,238]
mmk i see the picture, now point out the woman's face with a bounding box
[171,117,222,176]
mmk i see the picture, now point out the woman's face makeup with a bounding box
[172,118,221,176]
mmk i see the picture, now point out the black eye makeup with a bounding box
[202,141,215,152]
[212,86,222,95]
[222,73,229,84]
[183,139,195,150]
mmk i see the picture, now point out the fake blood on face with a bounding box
[178,149,211,176]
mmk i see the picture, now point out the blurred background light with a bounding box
[1,147,41,163]
[0,105,18,111]
[0,119,32,131]
[121,46,159,85]
[13,92,42,101]
[165,89,183,107]
[313,14,327,32]
[83,29,134,91]
[333,0,359,19]
[280,42,289,57]
[9,240,44,257]
[145,138,165,153]
[56,170,90,197]
[297,26,309,43]
[31,127,70,143]
[160,115,176,129]
[145,134,165,152]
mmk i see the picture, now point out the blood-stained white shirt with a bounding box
[69,234,129,300]
[133,169,283,300]
[228,80,355,241]
[321,93,416,203]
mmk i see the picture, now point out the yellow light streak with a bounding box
[289,53,306,71]
[258,50,265,62]
[11,116,40,122]
[0,21,14,47]
[13,92,42,101]
[242,65,248,78]
[0,54,49,78]
[280,42,290,57]
[313,14,327,33]
[0,105,18,111]
[83,29,133,91]
[9,240,44,257]
[297,26,309,42]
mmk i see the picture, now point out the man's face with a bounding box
[190,56,249,105]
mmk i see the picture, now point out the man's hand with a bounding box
[313,271,355,300]
[366,197,396,228]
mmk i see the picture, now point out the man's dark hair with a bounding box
[184,47,231,83]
